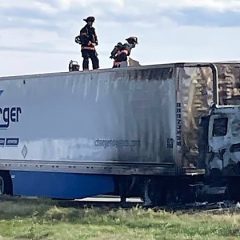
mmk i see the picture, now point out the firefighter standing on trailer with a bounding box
[110,37,138,68]
[75,16,99,70]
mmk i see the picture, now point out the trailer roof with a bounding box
[0,61,240,81]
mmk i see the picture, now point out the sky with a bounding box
[1,0,240,77]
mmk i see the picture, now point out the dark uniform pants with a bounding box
[81,49,99,70]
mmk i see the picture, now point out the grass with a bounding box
[0,197,240,239]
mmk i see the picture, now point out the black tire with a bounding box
[227,177,240,202]
[0,171,13,196]
[142,178,167,206]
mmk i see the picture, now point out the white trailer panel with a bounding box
[0,66,177,175]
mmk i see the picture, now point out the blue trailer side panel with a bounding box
[11,171,114,199]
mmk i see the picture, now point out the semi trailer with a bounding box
[0,62,240,205]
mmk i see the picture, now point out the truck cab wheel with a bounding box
[227,178,240,202]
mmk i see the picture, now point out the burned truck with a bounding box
[0,62,240,205]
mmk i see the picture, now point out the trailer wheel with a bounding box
[0,171,12,196]
[0,176,4,195]
[142,178,167,206]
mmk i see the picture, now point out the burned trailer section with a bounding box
[175,64,216,172]
[216,63,240,105]
[99,66,179,205]
[2,62,240,205]
[90,66,177,169]
[115,63,221,205]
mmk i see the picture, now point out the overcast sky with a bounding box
[1,0,240,76]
